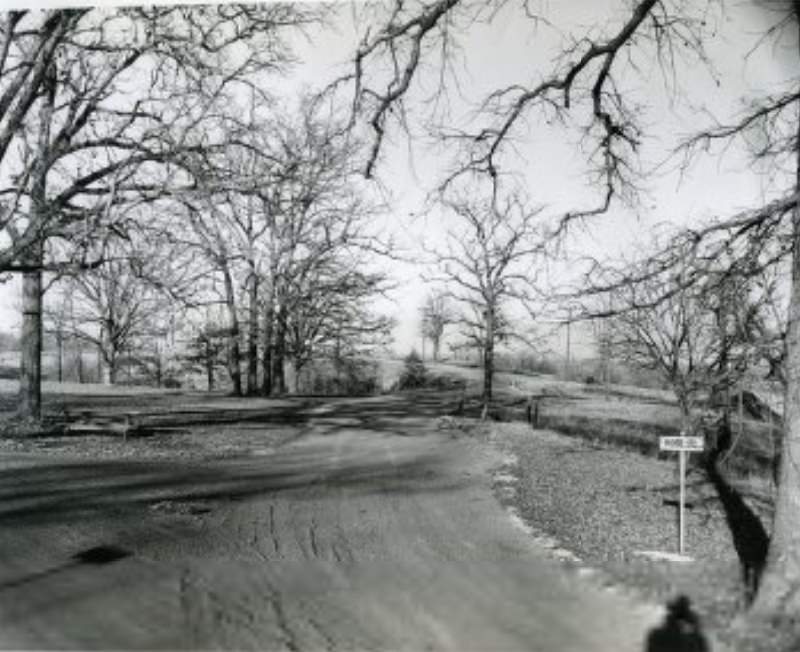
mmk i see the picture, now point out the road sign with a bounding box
[659,434,704,556]
[659,436,704,452]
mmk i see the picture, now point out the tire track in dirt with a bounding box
[263,581,301,652]
[269,503,281,557]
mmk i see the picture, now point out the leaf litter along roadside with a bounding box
[485,421,794,652]
[0,422,301,463]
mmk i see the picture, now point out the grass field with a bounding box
[420,360,781,483]
[0,358,781,482]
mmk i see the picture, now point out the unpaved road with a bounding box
[1,394,673,650]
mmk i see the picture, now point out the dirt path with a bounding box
[0,396,686,650]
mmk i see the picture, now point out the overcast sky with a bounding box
[0,0,794,360]
[291,0,794,356]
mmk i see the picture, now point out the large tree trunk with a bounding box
[709,305,733,457]
[227,324,242,396]
[261,292,274,396]
[482,305,494,413]
[76,339,84,384]
[334,333,343,387]
[271,305,287,396]
[153,343,162,388]
[751,18,800,616]
[205,339,215,391]
[106,346,118,385]
[17,63,54,420]
[17,161,46,416]
[222,265,242,396]
[247,270,259,395]
[18,245,43,420]
[96,336,103,383]
[55,328,63,383]
[293,357,303,394]
[751,222,800,614]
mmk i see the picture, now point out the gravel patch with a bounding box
[488,422,795,652]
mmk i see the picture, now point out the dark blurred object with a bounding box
[645,595,710,652]
[1,545,132,592]
[72,545,131,565]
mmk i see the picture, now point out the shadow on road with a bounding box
[30,391,464,438]
[0,442,466,527]
[0,545,132,592]
[304,391,464,432]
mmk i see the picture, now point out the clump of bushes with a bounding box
[306,358,381,396]
[396,351,466,391]
[397,350,427,389]
[494,352,559,376]
[424,374,466,390]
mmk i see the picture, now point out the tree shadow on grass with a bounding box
[620,448,769,603]
[630,468,768,602]
[702,456,769,604]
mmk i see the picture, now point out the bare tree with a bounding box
[58,249,173,385]
[182,315,228,392]
[429,192,543,410]
[593,245,786,606]
[604,271,737,432]
[452,303,514,365]
[177,194,247,396]
[170,100,387,397]
[340,1,714,216]
[667,3,800,616]
[249,109,387,396]
[0,6,320,417]
[285,264,394,392]
[419,291,454,362]
[592,319,614,388]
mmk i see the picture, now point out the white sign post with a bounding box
[659,434,704,556]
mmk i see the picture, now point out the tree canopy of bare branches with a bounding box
[341,0,715,221]
[428,192,544,406]
[419,290,454,361]
[0,5,321,417]
[156,100,392,397]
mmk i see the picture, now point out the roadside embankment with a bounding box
[487,421,794,652]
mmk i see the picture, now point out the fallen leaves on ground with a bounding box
[489,422,788,651]
[0,423,295,463]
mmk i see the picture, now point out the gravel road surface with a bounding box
[0,396,679,650]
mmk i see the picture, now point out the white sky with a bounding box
[0,0,795,361]
[292,0,795,356]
